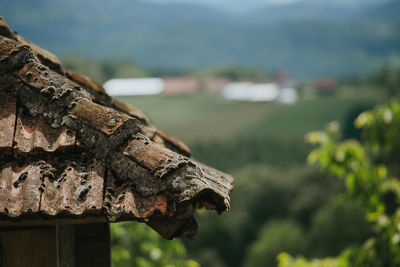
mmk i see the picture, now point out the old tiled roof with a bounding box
[0,17,233,239]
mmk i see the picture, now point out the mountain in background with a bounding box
[1,0,399,78]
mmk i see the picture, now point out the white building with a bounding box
[222,82,280,102]
[103,78,164,96]
[222,82,298,103]
[278,87,298,104]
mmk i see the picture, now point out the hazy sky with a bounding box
[142,0,300,12]
[142,0,383,7]
[140,0,383,12]
[146,0,300,3]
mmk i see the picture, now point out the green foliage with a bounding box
[306,199,371,258]
[338,64,400,99]
[279,100,400,267]
[367,64,400,97]
[277,253,345,267]
[244,220,305,267]
[111,222,199,267]
[356,100,400,175]
[306,121,386,213]
[192,137,310,172]
[191,65,268,83]
[184,165,344,267]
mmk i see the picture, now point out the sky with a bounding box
[142,0,301,12]
[141,0,385,12]
[145,0,299,3]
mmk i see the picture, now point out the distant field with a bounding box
[116,95,379,145]
[245,96,377,139]
[116,94,278,144]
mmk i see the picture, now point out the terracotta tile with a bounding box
[14,110,75,154]
[0,94,16,154]
[70,99,132,136]
[0,162,42,217]
[40,158,104,216]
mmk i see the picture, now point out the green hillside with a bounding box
[2,0,399,78]
[117,95,377,144]
[117,95,378,172]
[115,95,278,144]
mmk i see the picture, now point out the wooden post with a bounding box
[0,223,110,267]
[57,225,75,267]
[74,223,110,267]
[0,227,57,267]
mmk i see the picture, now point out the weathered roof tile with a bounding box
[112,98,149,123]
[122,135,188,178]
[0,17,61,72]
[40,158,104,216]
[0,17,233,239]
[65,69,107,95]
[70,99,132,136]
[103,170,171,221]
[14,110,76,154]
[0,93,16,154]
[0,162,42,218]
[0,36,25,61]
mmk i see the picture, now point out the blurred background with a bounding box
[2,0,400,266]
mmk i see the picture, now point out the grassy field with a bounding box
[115,94,278,144]
[116,95,378,145]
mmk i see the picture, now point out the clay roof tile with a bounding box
[0,17,233,239]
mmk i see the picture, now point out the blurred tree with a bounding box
[278,100,400,267]
[367,64,400,97]
[111,222,199,267]
[62,55,148,84]
[244,220,305,267]
[192,64,268,83]
[185,165,344,267]
[306,198,371,258]
[62,55,106,83]
[338,64,400,98]
[342,105,373,140]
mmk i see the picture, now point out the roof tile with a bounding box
[122,135,188,178]
[0,162,42,218]
[65,69,106,94]
[14,110,76,154]
[103,170,171,220]
[40,158,104,216]
[0,17,233,238]
[70,99,132,136]
[0,93,16,154]
[0,36,26,61]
